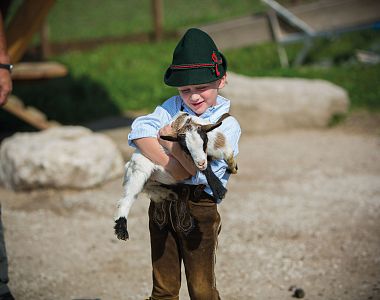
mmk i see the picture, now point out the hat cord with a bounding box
[170,52,222,77]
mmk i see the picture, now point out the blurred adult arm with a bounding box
[0,11,12,106]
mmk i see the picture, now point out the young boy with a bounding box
[128,28,241,300]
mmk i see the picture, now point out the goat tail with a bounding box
[203,164,227,201]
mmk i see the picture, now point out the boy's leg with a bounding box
[0,205,11,296]
[149,202,181,300]
[182,197,221,300]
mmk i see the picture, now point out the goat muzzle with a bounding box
[196,160,207,170]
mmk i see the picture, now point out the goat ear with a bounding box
[201,121,222,133]
[160,134,179,142]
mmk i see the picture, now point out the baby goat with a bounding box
[114,112,237,240]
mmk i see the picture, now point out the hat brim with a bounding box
[164,53,227,87]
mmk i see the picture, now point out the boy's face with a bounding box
[177,75,226,116]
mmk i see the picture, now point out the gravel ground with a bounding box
[1,112,379,300]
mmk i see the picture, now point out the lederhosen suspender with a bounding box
[217,112,231,123]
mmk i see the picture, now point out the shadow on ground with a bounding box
[0,73,135,140]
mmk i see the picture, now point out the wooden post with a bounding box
[40,19,51,59]
[267,10,289,68]
[151,0,163,42]
[5,0,55,64]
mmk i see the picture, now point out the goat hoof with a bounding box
[226,156,238,174]
[114,217,129,240]
[214,186,227,200]
[228,165,238,174]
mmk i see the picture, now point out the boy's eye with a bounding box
[180,89,190,94]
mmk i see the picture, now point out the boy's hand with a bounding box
[159,123,174,136]
[158,124,197,177]
[158,124,176,152]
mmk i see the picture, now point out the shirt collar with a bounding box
[180,95,230,121]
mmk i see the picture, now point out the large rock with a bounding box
[0,126,124,190]
[221,73,349,133]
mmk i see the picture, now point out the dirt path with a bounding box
[1,113,380,300]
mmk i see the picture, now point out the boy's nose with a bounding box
[190,93,200,101]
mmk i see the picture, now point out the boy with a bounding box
[128,28,241,300]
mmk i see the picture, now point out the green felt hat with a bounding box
[164,28,227,87]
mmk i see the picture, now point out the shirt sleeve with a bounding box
[221,116,241,157]
[128,105,172,148]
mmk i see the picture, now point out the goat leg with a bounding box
[114,217,129,240]
[203,164,227,201]
[226,153,238,174]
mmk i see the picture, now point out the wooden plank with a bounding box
[5,0,55,64]
[11,62,68,80]
[199,15,271,50]
[288,0,380,33]
[151,0,163,41]
[262,0,315,35]
[2,95,60,130]
[267,10,289,67]
[199,0,380,50]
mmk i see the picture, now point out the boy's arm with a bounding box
[133,137,193,181]
[157,124,198,177]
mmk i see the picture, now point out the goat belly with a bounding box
[150,165,177,185]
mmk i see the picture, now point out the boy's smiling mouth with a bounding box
[192,101,204,107]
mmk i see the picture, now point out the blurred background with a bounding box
[1,2,380,299]
[1,0,379,135]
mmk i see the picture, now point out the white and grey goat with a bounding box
[114,112,237,240]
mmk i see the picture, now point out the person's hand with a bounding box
[158,124,177,153]
[0,68,12,106]
[0,12,12,106]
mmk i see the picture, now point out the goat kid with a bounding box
[161,113,238,198]
[114,112,237,240]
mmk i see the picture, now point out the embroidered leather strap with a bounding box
[153,184,200,234]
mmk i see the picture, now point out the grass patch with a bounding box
[5,0,318,44]
[328,113,347,127]
[56,41,177,111]
[11,0,265,43]
[6,28,380,129]
[226,29,380,111]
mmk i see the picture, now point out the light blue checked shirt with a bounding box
[128,95,241,202]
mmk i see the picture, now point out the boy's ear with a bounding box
[160,134,179,142]
[218,74,227,89]
[200,121,222,133]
